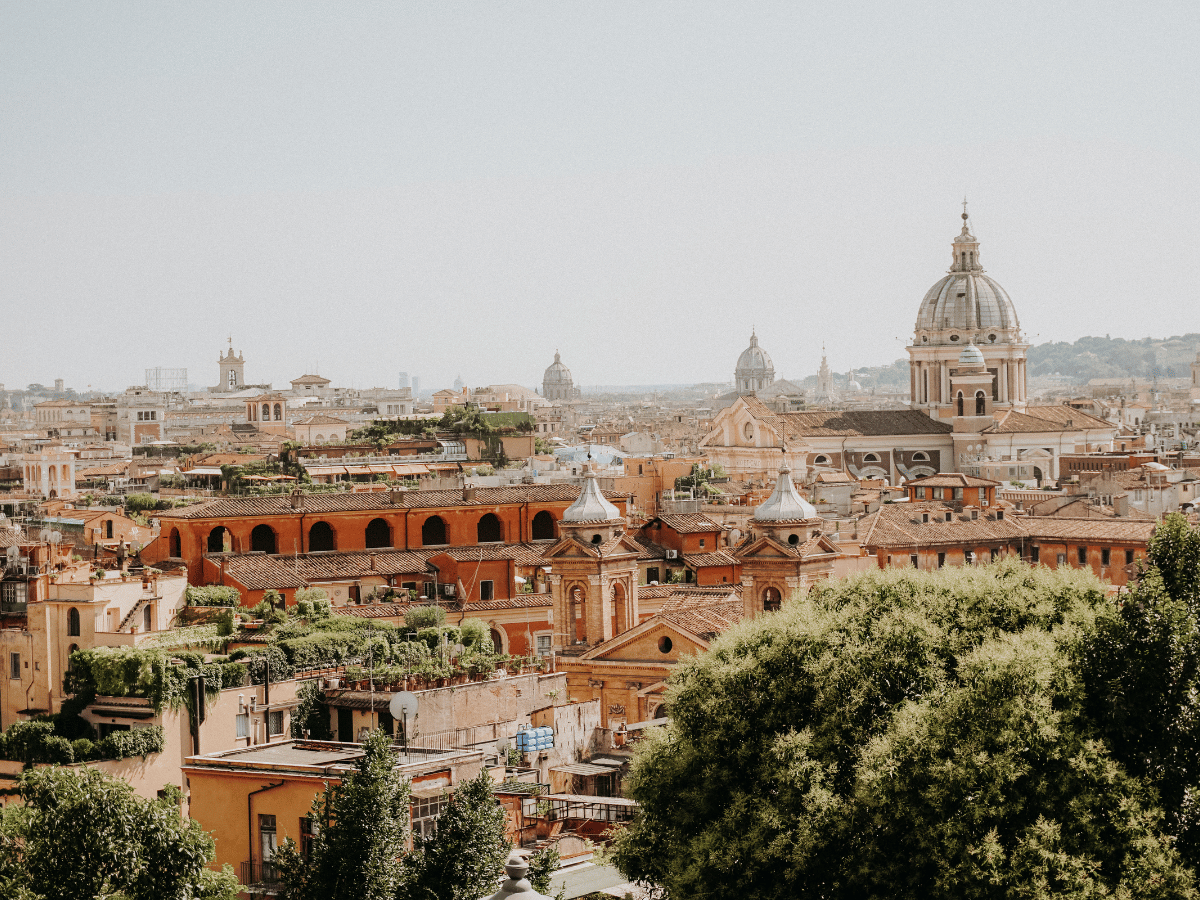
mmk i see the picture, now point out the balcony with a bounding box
[240,860,282,892]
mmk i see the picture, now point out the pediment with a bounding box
[581,618,708,661]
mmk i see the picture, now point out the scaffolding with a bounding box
[144,367,188,393]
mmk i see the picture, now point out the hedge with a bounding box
[185,585,242,607]
[0,721,164,765]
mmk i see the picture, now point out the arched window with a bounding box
[957,392,964,417]
[813,455,830,466]
[477,513,503,543]
[489,628,504,653]
[261,404,270,421]
[67,607,80,637]
[422,516,447,546]
[762,587,782,613]
[228,369,236,387]
[273,404,282,421]
[309,521,335,552]
[365,518,392,549]
[531,510,556,541]
[169,528,181,557]
[207,526,230,553]
[975,391,986,416]
[250,524,277,554]
[912,451,929,462]
[863,453,880,464]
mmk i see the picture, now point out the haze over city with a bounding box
[3,3,1199,392]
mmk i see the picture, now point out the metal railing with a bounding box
[240,860,282,888]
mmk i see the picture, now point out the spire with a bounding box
[753,462,817,522]
[562,470,621,523]
[749,329,758,348]
[951,201,982,273]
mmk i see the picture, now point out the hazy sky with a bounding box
[3,3,1199,393]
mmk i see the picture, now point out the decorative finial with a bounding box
[962,197,969,221]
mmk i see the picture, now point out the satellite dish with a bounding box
[39,529,50,542]
[496,736,510,756]
[388,691,418,722]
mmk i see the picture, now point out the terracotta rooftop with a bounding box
[656,598,744,640]
[160,483,625,520]
[908,473,1000,488]
[652,513,725,534]
[740,396,952,438]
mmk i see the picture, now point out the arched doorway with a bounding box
[422,515,447,546]
[762,586,782,613]
[168,528,181,558]
[489,627,505,654]
[531,510,555,541]
[365,518,391,549]
[309,521,336,552]
[207,526,231,553]
[67,607,80,637]
[250,524,277,554]
[477,513,503,543]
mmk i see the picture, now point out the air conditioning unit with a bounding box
[665,549,678,559]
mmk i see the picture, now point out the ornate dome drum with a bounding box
[735,331,775,393]
[542,351,577,401]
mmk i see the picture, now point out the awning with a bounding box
[183,467,224,476]
[306,466,348,476]
[392,464,429,476]
[550,763,620,776]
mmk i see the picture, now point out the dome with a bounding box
[914,213,1020,341]
[958,341,986,371]
[562,471,621,523]
[753,466,817,522]
[543,351,572,385]
[735,332,774,377]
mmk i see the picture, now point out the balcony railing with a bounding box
[241,860,282,889]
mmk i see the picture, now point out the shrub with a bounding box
[185,585,241,607]
[405,605,446,630]
[0,721,75,766]
[295,599,314,618]
[214,607,236,636]
[295,586,329,605]
[459,618,490,649]
[71,738,97,761]
[236,646,295,684]
[96,726,164,760]
[219,661,248,687]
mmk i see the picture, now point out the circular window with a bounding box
[988,333,997,343]
[742,422,754,441]
[950,334,960,342]
[591,534,602,545]
[921,335,929,343]
[658,636,673,653]
[788,534,800,546]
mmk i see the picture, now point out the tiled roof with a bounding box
[293,414,349,426]
[983,406,1116,435]
[632,536,668,560]
[159,483,623,520]
[740,397,952,438]
[214,541,555,590]
[656,599,743,640]
[684,550,740,567]
[859,502,1156,549]
[654,514,725,534]
[907,473,999,488]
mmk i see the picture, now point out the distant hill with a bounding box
[1027,334,1200,381]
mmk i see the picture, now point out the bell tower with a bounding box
[217,338,245,393]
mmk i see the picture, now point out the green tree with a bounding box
[1078,512,1200,867]
[400,768,510,900]
[274,729,410,900]
[0,767,239,900]
[609,560,1198,899]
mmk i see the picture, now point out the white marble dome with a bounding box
[735,332,775,393]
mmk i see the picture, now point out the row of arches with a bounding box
[201,509,560,555]
[248,403,284,422]
[956,390,987,417]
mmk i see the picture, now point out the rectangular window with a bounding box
[480,580,494,602]
[259,814,277,861]
[937,552,945,568]
[1078,546,1087,566]
[933,487,944,500]
[411,795,447,841]
[1031,546,1040,564]
[1101,548,1111,566]
[1126,549,1135,565]
[699,538,705,549]
[268,710,284,736]
[954,487,963,500]
[910,554,918,568]
[236,713,250,738]
[1057,553,1067,566]
[535,634,553,658]
[990,548,999,561]
[422,581,435,599]
[646,567,660,585]
[9,653,19,680]
[965,550,974,564]
[300,817,316,858]
[916,487,926,499]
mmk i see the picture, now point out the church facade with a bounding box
[700,208,1119,486]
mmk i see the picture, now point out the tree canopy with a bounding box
[610,546,1200,899]
[0,766,239,900]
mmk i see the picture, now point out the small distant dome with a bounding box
[735,332,775,393]
[753,466,817,522]
[543,351,577,401]
[562,471,621,523]
[958,341,986,371]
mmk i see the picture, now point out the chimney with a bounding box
[970,509,979,520]
[463,486,476,502]
[369,552,376,571]
[1114,494,1129,517]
